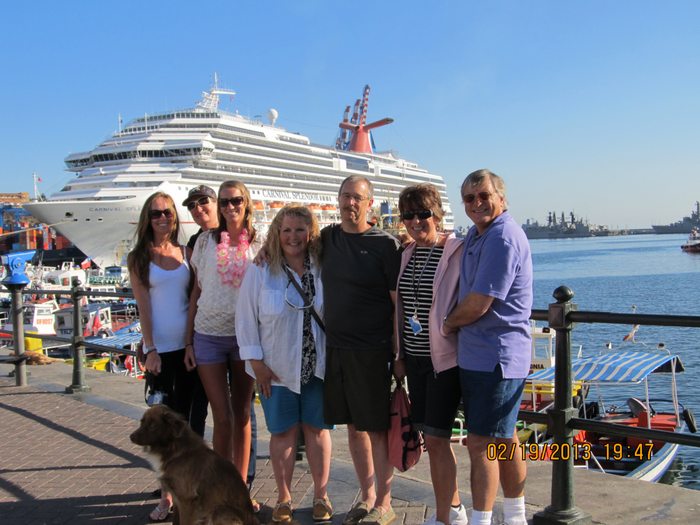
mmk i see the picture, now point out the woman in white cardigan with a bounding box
[236,205,332,524]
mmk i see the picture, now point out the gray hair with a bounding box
[461,169,508,208]
[339,175,374,199]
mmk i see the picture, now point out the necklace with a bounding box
[408,239,438,335]
[216,229,250,287]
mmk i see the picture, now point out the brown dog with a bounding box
[130,405,257,525]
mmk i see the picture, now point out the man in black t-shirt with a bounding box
[322,176,402,525]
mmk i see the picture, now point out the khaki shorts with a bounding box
[323,346,393,432]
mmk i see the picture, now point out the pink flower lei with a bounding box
[216,229,250,287]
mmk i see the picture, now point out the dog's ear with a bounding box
[163,408,189,440]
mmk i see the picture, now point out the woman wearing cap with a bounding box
[236,205,332,524]
[128,191,193,521]
[184,180,260,490]
[183,185,218,251]
[394,183,467,525]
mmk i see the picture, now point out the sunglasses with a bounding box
[462,191,492,203]
[219,196,246,208]
[186,196,212,210]
[149,208,174,219]
[284,279,315,310]
[401,210,434,221]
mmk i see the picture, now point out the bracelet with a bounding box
[185,343,193,348]
[144,345,157,354]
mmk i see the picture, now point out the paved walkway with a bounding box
[1,359,699,524]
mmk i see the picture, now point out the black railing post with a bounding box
[7,283,28,386]
[66,279,90,393]
[1,250,34,386]
[534,286,591,525]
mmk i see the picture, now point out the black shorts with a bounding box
[405,354,462,438]
[323,346,392,432]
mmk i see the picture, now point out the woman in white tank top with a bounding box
[127,191,194,522]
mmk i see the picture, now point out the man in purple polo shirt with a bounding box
[444,169,532,525]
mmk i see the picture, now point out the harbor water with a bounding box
[531,233,700,490]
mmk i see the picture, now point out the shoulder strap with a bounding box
[283,265,325,333]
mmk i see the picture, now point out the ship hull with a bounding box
[24,193,199,267]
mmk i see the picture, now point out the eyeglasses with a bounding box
[219,196,245,208]
[340,192,369,203]
[284,279,315,310]
[462,191,493,204]
[186,196,211,210]
[149,209,174,219]
[401,210,434,221]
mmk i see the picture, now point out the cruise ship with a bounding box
[24,80,453,267]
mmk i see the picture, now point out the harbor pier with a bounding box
[0,361,698,524]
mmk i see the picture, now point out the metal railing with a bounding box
[0,283,137,392]
[525,286,700,525]
[3,282,700,524]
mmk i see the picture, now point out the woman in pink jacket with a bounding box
[394,183,466,525]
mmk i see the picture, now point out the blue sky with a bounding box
[2,1,699,229]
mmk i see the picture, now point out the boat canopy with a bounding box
[528,351,684,383]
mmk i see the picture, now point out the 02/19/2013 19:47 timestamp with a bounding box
[486,441,654,462]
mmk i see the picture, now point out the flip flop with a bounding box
[149,500,172,522]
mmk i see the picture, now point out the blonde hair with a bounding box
[264,206,321,274]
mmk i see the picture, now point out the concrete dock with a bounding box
[0,360,698,524]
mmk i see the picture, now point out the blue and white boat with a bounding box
[529,350,697,482]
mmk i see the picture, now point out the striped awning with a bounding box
[527,351,684,384]
[85,331,142,350]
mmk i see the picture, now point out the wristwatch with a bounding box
[144,345,157,354]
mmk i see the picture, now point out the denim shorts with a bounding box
[260,376,332,434]
[460,365,525,438]
[193,332,242,365]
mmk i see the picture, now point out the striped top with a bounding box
[398,245,444,357]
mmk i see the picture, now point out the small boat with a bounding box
[54,303,115,339]
[680,227,700,252]
[528,350,697,482]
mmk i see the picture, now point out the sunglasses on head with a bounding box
[401,210,434,221]
[149,208,174,219]
[462,191,492,203]
[186,196,211,210]
[219,196,246,208]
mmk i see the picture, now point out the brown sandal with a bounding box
[272,500,293,523]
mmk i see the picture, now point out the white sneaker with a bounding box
[451,505,468,525]
[423,505,468,525]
